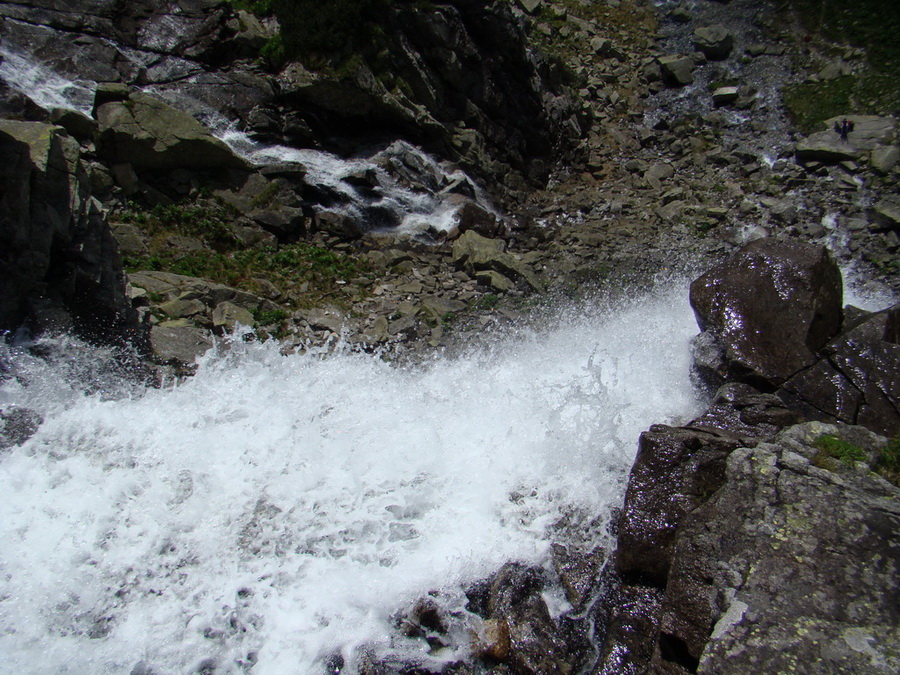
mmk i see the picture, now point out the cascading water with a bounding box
[0,44,94,114]
[0,281,704,675]
[0,47,497,239]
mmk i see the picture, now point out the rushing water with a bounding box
[0,46,496,239]
[0,282,703,675]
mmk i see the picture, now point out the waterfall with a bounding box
[0,49,498,239]
[0,281,704,675]
[0,44,94,114]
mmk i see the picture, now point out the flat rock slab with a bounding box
[795,115,896,164]
[150,323,212,365]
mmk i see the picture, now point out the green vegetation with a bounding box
[814,434,867,467]
[118,202,241,250]
[253,307,289,325]
[473,293,500,311]
[812,433,900,486]
[783,0,900,132]
[118,201,367,307]
[875,436,900,486]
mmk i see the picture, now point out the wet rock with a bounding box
[689,238,842,389]
[793,304,900,436]
[468,562,588,675]
[0,407,43,449]
[617,424,746,583]
[693,25,734,60]
[551,543,605,611]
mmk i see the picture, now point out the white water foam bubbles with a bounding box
[0,281,703,674]
[220,128,497,238]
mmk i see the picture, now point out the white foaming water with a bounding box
[222,129,492,237]
[0,45,94,114]
[0,282,703,675]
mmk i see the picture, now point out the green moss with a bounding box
[253,307,288,325]
[782,76,855,134]
[474,293,500,311]
[259,34,286,69]
[875,436,900,486]
[814,434,867,467]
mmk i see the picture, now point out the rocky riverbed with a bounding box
[1,0,898,673]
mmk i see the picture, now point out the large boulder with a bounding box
[95,91,247,170]
[0,121,140,344]
[655,423,900,673]
[780,304,900,436]
[689,238,842,389]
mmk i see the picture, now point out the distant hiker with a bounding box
[834,118,854,142]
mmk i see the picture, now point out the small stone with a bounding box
[658,55,694,86]
[712,86,739,107]
[212,301,255,331]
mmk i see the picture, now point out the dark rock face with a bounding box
[689,238,843,389]
[658,423,900,673]
[600,243,900,674]
[0,121,140,344]
[780,303,900,436]
[690,237,898,436]
[616,385,803,586]
[273,1,579,190]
